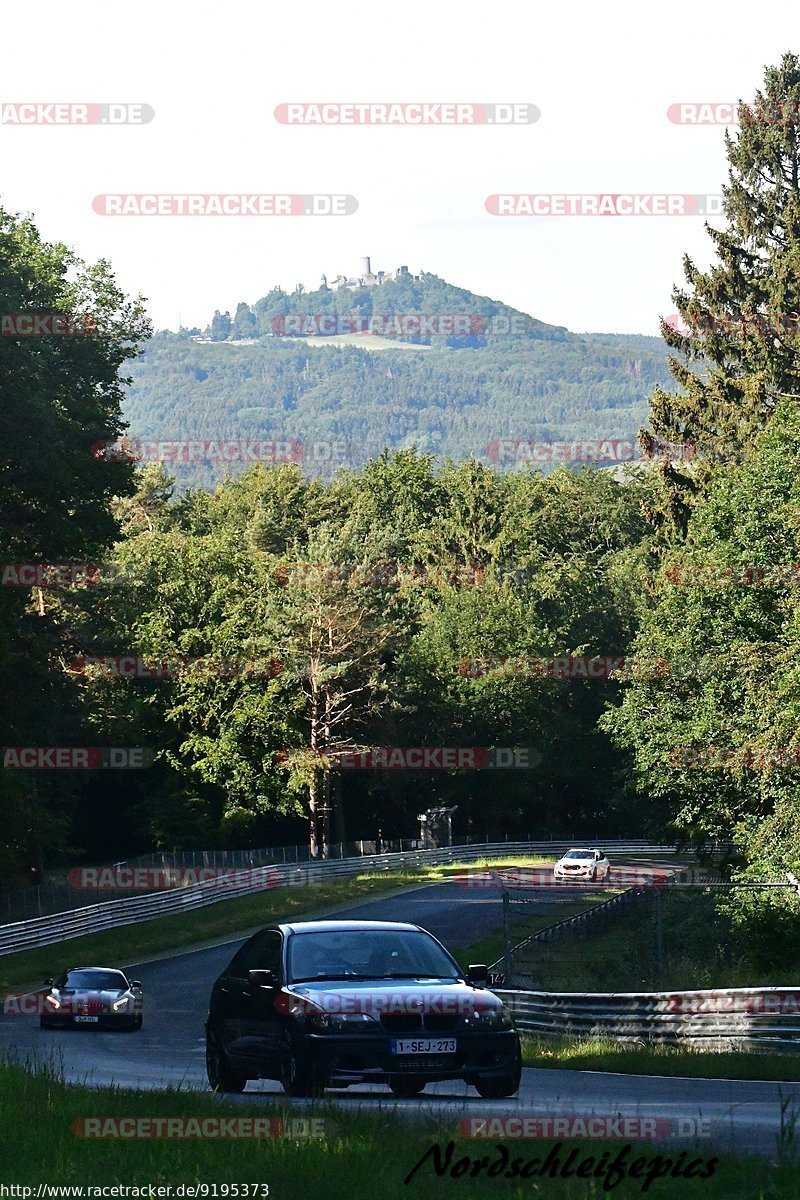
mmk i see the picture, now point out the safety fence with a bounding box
[495,985,800,1051]
[0,839,684,956]
[0,834,678,923]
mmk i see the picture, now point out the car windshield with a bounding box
[56,970,128,991]
[288,929,460,983]
[565,852,595,860]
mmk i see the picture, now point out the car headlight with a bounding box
[465,1005,513,1030]
[112,995,132,1012]
[43,993,61,1011]
[307,1012,377,1032]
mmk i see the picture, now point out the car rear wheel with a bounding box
[280,1031,323,1097]
[206,1032,247,1093]
[388,1075,426,1098]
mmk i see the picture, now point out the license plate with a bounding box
[74,1015,99,1023]
[390,1038,456,1055]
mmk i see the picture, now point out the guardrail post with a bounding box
[654,887,664,978]
[502,889,511,987]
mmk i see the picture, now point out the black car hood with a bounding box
[276,977,499,1017]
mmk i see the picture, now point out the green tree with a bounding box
[0,206,150,880]
[232,302,257,340]
[210,310,232,341]
[645,52,800,532]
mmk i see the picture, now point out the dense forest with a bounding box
[123,331,674,489]
[4,54,800,962]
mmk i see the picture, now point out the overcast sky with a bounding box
[1,2,797,335]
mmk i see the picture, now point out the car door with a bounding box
[213,943,253,1060]
[235,930,284,1074]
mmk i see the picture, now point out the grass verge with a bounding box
[0,1060,793,1198]
[0,871,433,995]
[513,888,799,993]
[456,891,619,976]
[520,1035,800,1081]
[0,858,553,995]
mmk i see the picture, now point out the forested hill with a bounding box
[206,271,570,344]
[122,273,673,490]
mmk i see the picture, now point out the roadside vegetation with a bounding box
[0,858,555,994]
[0,1060,794,1199]
[521,1035,800,1082]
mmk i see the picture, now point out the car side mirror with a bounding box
[466,963,489,986]
[131,981,142,989]
[249,969,277,988]
[43,978,53,986]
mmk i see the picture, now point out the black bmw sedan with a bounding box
[205,919,521,1098]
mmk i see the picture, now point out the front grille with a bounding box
[423,1015,458,1033]
[390,1055,462,1072]
[380,1014,422,1033]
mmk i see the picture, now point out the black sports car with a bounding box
[40,967,143,1030]
[205,919,521,1097]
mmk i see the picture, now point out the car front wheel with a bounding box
[280,1031,323,1097]
[206,1031,247,1093]
[473,1044,522,1098]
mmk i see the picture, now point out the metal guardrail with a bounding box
[495,985,800,1050]
[0,840,682,957]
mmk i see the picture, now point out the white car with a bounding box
[553,848,610,882]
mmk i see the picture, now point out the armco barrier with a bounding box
[0,840,683,956]
[494,986,800,1051]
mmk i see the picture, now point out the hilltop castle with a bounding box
[322,257,423,291]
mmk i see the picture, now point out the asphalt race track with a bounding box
[1,865,797,1161]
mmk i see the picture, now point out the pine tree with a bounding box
[646,52,800,533]
[232,301,257,339]
[210,309,232,341]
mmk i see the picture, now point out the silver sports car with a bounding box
[40,966,143,1030]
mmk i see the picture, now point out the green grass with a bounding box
[514,889,798,993]
[0,870,433,995]
[0,858,555,996]
[521,1035,800,1081]
[456,891,619,976]
[0,1061,794,1198]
